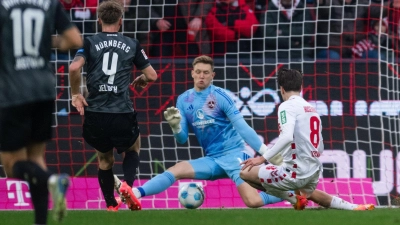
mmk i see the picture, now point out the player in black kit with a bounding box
[0,0,82,224]
[69,0,157,211]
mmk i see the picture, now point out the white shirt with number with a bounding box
[263,95,324,179]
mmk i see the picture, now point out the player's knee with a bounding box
[239,170,250,181]
[98,156,114,170]
[167,161,192,180]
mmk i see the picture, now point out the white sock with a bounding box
[330,196,357,210]
[132,187,141,198]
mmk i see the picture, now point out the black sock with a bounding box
[123,151,139,187]
[12,161,52,225]
[98,168,117,207]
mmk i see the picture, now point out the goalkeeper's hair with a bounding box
[192,55,214,71]
[277,68,303,92]
[98,0,124,25]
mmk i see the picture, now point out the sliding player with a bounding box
[240,68,374,211]
[0,0,82,224]
[69,0,157,211]
[124,55,286,210]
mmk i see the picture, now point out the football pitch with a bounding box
[2,208,400,225]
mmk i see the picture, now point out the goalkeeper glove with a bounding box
[164,106,182,134]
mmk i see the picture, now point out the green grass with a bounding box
[2,208,400,225]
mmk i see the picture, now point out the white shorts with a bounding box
[258,164,320,198]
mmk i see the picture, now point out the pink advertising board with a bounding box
[0,178,376,210]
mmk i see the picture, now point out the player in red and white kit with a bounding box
[240,68,375,211]
[240,68,321,209]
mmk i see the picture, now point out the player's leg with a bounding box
[132,160,196,198]
[122,136,140,187]
[112,112,141,188]
[83,111,120,210]
[221,150,283,208]
[308,189,374,210]
[237,165,283,208]
[0,101,61,224]
[132,156,224,201]
[240,164,308,209]
[97,150,121,209]
[109,112,141,210]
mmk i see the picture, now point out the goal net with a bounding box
[1,0,399,209]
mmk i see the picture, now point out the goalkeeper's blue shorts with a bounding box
[188,148,254,186]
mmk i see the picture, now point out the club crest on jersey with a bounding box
[196,109,205,119]
[280,110,287,124]
[208,101,215,109]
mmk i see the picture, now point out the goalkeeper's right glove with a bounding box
[163,106,182,134]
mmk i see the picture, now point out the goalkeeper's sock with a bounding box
[137,171,175,197]
[12,161,51,225]
[259,192,283,205]
[330,196,357,210]
[98,168,118,207]
[123,151,139,187]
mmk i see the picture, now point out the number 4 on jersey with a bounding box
[102,52,118,84]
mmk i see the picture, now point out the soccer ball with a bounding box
[178,183,205,209]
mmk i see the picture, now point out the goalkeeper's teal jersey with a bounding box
[176,85,244,157]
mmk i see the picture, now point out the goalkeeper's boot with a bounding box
[353,204,375,211]
[119,181,141,210]
[49,173,70,222]
[293,195,308,210]
[114,175,126,203]
[107,197,123,212]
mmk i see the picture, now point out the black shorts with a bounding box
[83,111,140,154]
[0,100,54,151]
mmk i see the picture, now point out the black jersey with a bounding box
[76,32,150,113]
[0,0,74,107]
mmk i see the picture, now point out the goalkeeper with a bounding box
[127,55,285,210]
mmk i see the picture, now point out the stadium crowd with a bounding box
[53,0,400,60]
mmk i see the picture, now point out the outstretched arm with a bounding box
[232,118,266,154]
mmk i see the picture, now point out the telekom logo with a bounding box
[7,180,30,206]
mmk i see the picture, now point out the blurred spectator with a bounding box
[60,0,97,36]
[116,0,151,53]
[254,0,268,21]
[352,19,393,60]
[315,0,385,59]
[148,0,213,57]
[53,0,97,60]
[386,0,400,59]
[205,0,259,56]
[255,0,315,60]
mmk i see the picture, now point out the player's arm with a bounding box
[241,104,295,171]
[69,56,85,96]
[69,55,87,115]
[131,40,158,88]
[52,27,82,51]
[261,104,296,161]
[52,0,82,50]
[69,39,89,115]
[132,66,158,89]
[215,88,269,155]
[164,97,189,144]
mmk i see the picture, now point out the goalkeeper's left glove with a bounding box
[163,106,182,134]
